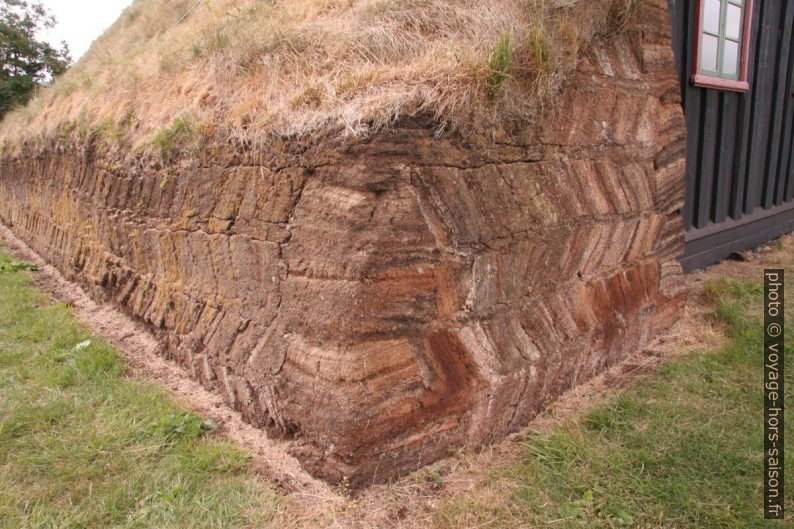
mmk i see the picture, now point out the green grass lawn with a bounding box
[1,246,792,529]
[437,276,794,528]
[0,252,282,529]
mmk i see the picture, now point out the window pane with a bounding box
[726,3,743,40]
[723,39,740,76]
[704,0,722,34]
[702,34,719,72]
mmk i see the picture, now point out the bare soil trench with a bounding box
[0,221,781,527]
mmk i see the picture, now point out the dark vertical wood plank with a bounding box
[696,90,720,228]
[776,4,794,204]
[682,0,702,230]
[730,0,762,219]
[713,92,739,223]
[784,23,794,204]
[785,98,794,201]
[785,120,794,201]
[744,0,782,214]
[763,0,794,208]
[670,0,689,101]
[784,142,794,202]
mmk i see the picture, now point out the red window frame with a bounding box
[691,0,754,92]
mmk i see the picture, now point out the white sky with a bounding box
[39,1,133,61]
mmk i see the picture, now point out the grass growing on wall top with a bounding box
[0,0,644,158]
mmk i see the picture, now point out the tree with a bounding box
[0,0,70,118]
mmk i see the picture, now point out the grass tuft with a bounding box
[486,31,513,99]
[152,113,197,159]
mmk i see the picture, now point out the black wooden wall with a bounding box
[669,0,794,270]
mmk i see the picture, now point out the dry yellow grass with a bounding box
[0,0,641,156]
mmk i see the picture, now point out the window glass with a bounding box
[726,3,743,40]
[704,0,722,34]
[697,0,750,85]
[702,34,720,71]
[723,40,739,76]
